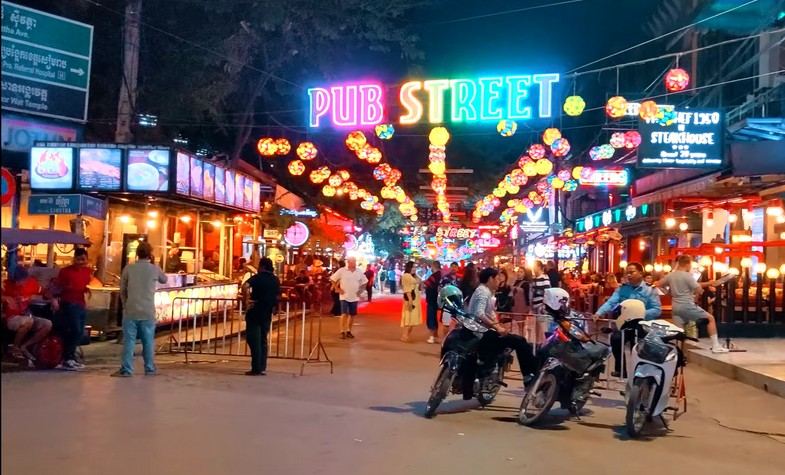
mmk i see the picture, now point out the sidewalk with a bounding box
[688,338,785,398]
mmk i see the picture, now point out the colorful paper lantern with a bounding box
[429,127,450,146]
[557,169,571,181]
[580,166,594,181]
[550,138,571,158]
[428,160,446,176]
[287,159,305,176]
[605,96,627,119]
[599,144,615,159]
[528,144,547,160]
[563,179,579,192]
[496,120,518,137]
[256,138,277,157]
[542,128,561,146]
[610,132,626,149]
[535,159,554,176]
[522,160,538,177]
[345,131,367,152]
[639,100,659,121]
[623,130,642,149]
[511,169,528,186]
[295,142,318,161]
[552,178,565,189]
[657,108,677,126]
[322,185,336,197]
[572,166,583,180]
[563,95,586,116]
[328,174,343,187]
[375,124,395,140]
[664,68,690,92]
[274,138,291,155]
[589,146,602,161]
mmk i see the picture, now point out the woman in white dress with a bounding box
[400,261,422,342]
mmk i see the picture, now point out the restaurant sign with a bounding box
[575,203,656,233]
[638,108,724,169]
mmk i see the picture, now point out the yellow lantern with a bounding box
[552,177,565,189]
[322,185,336,197]
[274,138,291,155]
[338,169,351,181]
[345,131,367,152]
[639,100,658,121]
[287,159,305,176]
[542,128,561,146]
[563,95,585,116]
[522,161,538,177]
[605,96,627,119]
[328,174,343,187]
[535,159,554,175]
[256,137,277,157]
[429,127,450,146]
[493,187,506,198]
[428,160,446,176]
[296,142,318,161]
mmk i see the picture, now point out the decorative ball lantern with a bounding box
[589,146,602,161]
[639,100,659,121]
[496,120,518,137]
[428,160,446,176]
[528,144,547,160]
[623,130,642,149]
[605,96,627,119]
[380,185,395,200]
[373,164,391,181]
[296,142,318,161]
[493,187,506,198]
[550,138,571,158]
[322,185,336,197]
[522,160,538,177]
[429,127,450,146]
[535,158,554,176]
[599,144,615,159]
[274,138,291,155]
[366,147,382,164]
[664,68,690,92]
[511,169,528,186]
[431,177,447,194]
[518,155,532,169]
[287,159,305,176]
[563,179,579,192]
[557,169,571,181]
[542,128,561,146]
[256,137,277,157]
[610,132,626,149]
[328,174,343,188]
[375,124,395,140]
[657,108,677,126]
[310,168,328,184]
[572,166,583,180]
[580,166,594,181]
[345,131,367,152]
[563,95,586,116]
[384,168,402,186]
[337,169,351,181]
[552,178,565,189]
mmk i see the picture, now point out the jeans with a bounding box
[425,295,439,331]
[121,319,156,374]
[58,302,86,361]
[479,331,538,376]
[246,316,271,373]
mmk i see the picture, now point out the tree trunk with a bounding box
[115,0,143,144]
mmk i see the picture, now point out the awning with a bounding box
[631,172,721,207]
[1,228,88,246]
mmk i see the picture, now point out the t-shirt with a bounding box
[121,261,168,320]
[531,274,551,312]
[331,267,368,303]
[2,277,40,317]
[55,265,93,306]
[662,270,699,307]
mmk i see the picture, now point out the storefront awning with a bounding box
[1,228,89,246]
[631,172,722,207]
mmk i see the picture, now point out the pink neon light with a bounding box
[309,82,385,128]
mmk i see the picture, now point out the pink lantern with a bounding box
[610,132,626,149]
[664,68,690,92]
[624,130,642,149]
[557,169,571,181]
[550,138,571,158]
[528,143,547,160]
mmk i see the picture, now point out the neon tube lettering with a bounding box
[506,75,532,120]
[308,87,331,127]
[450,79,478,122]
[399,81,424,125]
[533,73,560,118]
[423,79,450,124]
[478,77,504,120]
[330,85,358,126]
[359,84,384,125]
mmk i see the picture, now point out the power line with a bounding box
[425,0,586,25]
[568,0,761,73]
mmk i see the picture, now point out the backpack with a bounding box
[34,335,64,369]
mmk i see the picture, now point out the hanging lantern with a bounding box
[429,127,450,146]
[507,184,520,194]
[623,130,642,149]
[296,142,318,161]
[550,138,571,158]
[610,132,626,149]
[428,160,446,176]
[510,169,528,186]
[373,164,391,181]
[522,198,535,208]
[287,159,305,176]
[664,68,690,92]
[345,131,367,152]
[375,124,395,140]
[552,178,565,189]
[496,120,518,137]
[589,146,602,161]
[310,169,327,184]
[493,187,506,198]
[535,158,554,176]
[563,179,579,192]
[518,155,532,169]
[366,147,382,164]
[536,180,550,194]
[431,177,447,194]
[557,169,571,181]
[522,160,538,177]
[563,95,586,116]
[542,128,561,146]
[337,169,351,181]
[274,138,291,155]
[605,96,627,119]
[657,108,677,126]
[580,166,594,181]
[328,174,343,187]
[380,185,395,200]
[639,100,659,121]
[256,137,277,157]
[528,144,547,160]
[572,166,583,180]
[322,185,336,197]
[599,144,615,159]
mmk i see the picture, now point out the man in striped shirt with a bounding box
[530,260,551,314]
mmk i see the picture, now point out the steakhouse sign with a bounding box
[638,109,724,169]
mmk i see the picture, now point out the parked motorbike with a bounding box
[518,288,611,426]
[625,319,696,437]
[424,285,512,419]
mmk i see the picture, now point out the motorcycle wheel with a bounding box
[518,372,558,426]
[626,377,654,437]
[425,365,454,419]
[477,365,504,407]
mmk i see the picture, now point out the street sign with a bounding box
[1,1,93,122]
[28,193,106,219]
[1,167,16,205]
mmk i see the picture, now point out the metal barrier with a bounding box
[162,286,333,375]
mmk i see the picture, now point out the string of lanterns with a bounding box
[428,127,451,223]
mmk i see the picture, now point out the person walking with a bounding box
[243,257,280,375]
[423,260,442,343]
[330,260,345,316]
[52,248,93,371]
[364,264,375,302]
[112,242,167,377]
[400,261,423,342]
[331,257,368,339]
[387,264,397,294]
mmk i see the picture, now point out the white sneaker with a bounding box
[711,346,730,354]
[427,336,436,344]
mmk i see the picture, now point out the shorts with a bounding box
[5,315,50,332]
[340,300,358,316]
[672,305,710,325]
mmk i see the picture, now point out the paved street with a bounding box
[3,295,785,475]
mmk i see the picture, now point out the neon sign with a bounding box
[579,168,629,187]
[308,73,560,128]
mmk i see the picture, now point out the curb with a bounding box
[687,346,785,399]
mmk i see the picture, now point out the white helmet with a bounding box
[619,299,646,320]
[543,287,570,312]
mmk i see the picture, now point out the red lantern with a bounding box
[256,138,277,157]
[664,68,690,92]
[623,130,642,149]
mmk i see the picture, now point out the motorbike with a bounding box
[625,319,696,437]
[424,286,512,419]
[518,288,611,426]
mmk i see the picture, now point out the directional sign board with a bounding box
[1,1,93,122]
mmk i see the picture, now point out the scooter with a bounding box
[625,319,697,437]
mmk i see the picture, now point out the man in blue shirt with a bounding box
[594,262,661,377]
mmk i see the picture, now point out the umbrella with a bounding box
[1,228,89,246]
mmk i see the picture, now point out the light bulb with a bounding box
[700,256,712,267]
[663,264,672,272]
[765,206,783,217]
[728,213,738,224]
[778,216,785,224]
[654,263,663,272]
[665,217,676,228]
[780,264,785,275]
[706,211,714,227]
[678,222,689,231]
[179,215,192,223]
[211,220,222,228]
[146,219,157,229]
[755,262,767,274]
[740,257,752,268]
[619,260,628,268]
[147,210,159,218]
[644,264,653,273]
[729,267,740,276]
[713,262,727,273]
[714,246,723,254]
[119,215,131,224]
[766,268,780,280]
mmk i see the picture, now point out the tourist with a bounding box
[243,257,280,375]
[364,263,375,302]
[423,260,442,343]
[546,260,561,288]
[387,263,397,295]
[400,261,422,342]
[331,257,368,339]
[531,260,551,315]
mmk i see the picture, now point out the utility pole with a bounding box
[115,0,142,143]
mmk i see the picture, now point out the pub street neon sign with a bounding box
[308,74,560,128]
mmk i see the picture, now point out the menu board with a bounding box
[203,162,215,202]
[126,149,170,192]
[215,165,226,204]
[78,148,122,191]
[225,169,235,206]
[252,181,261,212]
[30,147,75,189]
[243,178,253,210]
[190,157,203,198]
[234,174,244,208]
[175,152,190,195]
